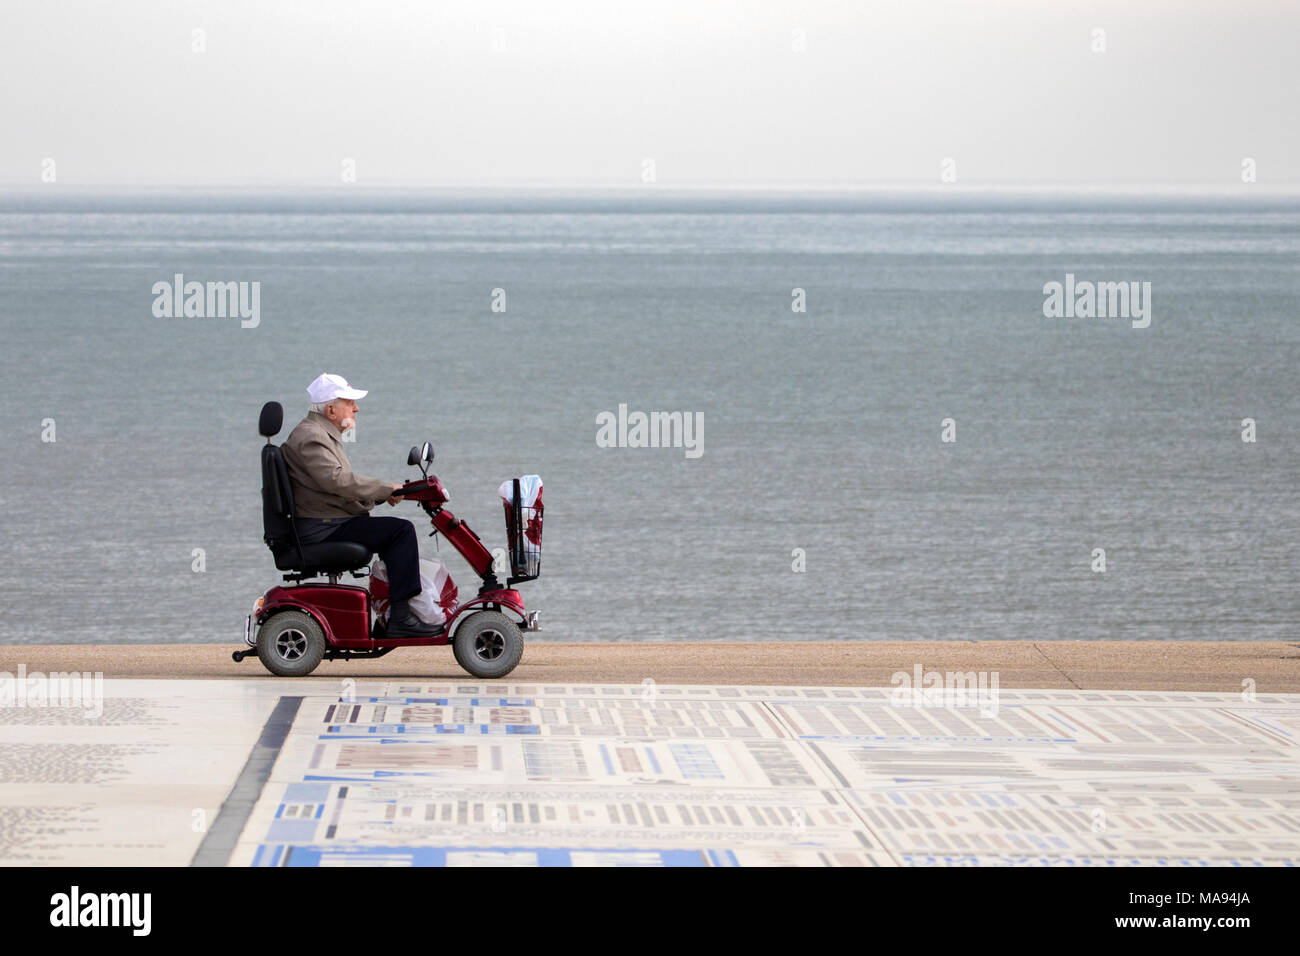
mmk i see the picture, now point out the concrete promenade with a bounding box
[1,641,1297,691]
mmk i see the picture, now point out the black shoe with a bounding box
[385,602,444,639]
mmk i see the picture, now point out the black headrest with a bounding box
[259,401,283,438]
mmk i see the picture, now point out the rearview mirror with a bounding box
[421,441,433,463]
[407,446,422,467]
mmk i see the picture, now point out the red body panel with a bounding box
[455,588,525,620]
[260,583,372,648]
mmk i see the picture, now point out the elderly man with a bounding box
[281,373,440,638]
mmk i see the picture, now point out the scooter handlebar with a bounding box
[396,475,449,504]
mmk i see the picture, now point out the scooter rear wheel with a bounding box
[453,611,523,679]
[257,610,326,677]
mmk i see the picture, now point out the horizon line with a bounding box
[2,179,1299,197]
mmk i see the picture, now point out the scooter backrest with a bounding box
[261,443,297,549]
[259,401,283,438]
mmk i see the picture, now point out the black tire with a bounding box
[452,611,523,679]
[257,610,326,677]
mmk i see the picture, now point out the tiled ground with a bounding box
[2,680,1297,866]
[0,680,284,865]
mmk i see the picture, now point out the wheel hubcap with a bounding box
[475,628,506,661]
[276,628,308,661]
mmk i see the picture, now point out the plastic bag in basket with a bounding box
[499,475,543,574]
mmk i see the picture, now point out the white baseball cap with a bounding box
[307,373,368,403]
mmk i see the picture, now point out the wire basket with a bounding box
[503,477,543,582]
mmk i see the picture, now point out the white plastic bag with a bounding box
[370,557,459,626]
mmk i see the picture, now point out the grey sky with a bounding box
[2,0,1296,188]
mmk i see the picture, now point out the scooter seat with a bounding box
[273,541,372,574]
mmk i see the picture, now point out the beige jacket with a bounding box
[281,411,393,518]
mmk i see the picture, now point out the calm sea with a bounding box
[1,190,1297,643]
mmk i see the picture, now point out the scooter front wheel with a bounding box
[257,610,326,677]
[453,611,523,679]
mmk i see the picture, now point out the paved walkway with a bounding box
[2,641,1298,691]
[1,677,1296,866]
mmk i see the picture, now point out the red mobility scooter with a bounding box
[234,401,542,678]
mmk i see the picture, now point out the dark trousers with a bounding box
[322,516,421,602]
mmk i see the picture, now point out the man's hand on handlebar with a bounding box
[386,482,403,507]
